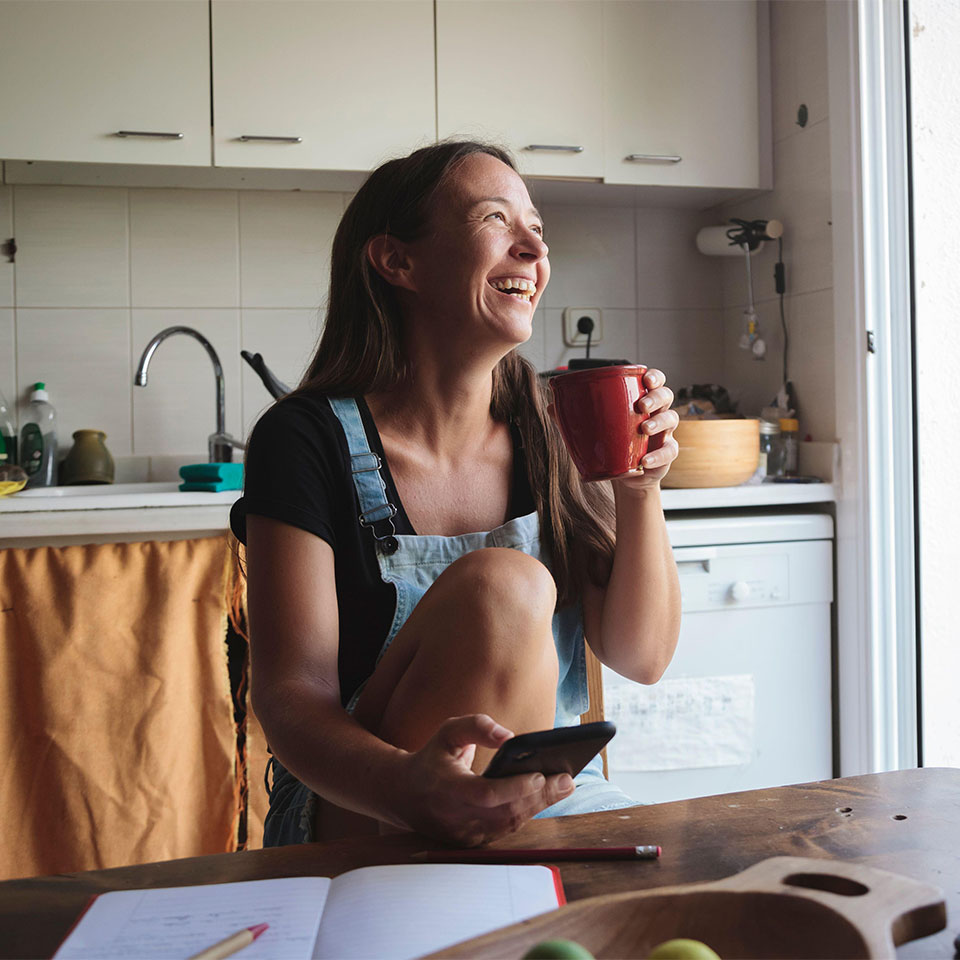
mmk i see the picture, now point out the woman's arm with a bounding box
[246,515,569,844]
[582,369,681,683]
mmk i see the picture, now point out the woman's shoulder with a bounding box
[250,390,346,435]
[247,391,360,464]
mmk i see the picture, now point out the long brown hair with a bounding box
[294,139,615,605]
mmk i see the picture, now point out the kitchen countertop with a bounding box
[0,481,836,545]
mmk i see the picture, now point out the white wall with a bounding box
[709,0,835,443]
[909,0,960,768]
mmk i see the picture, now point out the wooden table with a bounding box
[2,768,957,959]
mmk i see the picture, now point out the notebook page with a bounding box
[54,877,331,960]
[313,863,561,960]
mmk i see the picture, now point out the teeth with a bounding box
[490,278,536,296]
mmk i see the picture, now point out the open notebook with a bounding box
[53,862,565,960]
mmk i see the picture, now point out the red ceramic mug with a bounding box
[549,364,662,482]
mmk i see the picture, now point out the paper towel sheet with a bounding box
[604,674,755,772]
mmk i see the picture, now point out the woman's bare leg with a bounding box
[316,548,559,840]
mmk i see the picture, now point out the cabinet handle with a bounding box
[524,144,584,153]
[114,130,183,139]
[625,153,682,163]
[237,135,303,143]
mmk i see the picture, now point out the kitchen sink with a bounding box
[16,482,180,498]
[0,481,240,513]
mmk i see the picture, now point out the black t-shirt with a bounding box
[230,392,535,706]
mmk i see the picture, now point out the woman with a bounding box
[231,140,681,848]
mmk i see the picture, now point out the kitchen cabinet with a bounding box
[603,0,761,189]
[0,0,210,166]
[436,0,605,179]
[212,0,436,171]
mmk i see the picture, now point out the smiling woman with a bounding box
[230,140,682,848]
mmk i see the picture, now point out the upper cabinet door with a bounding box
[437,1,604,179]
[0,0,210,166]
[212,1,436,171]
[604,0,760,188]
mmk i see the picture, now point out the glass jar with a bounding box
[779,418,800,476]
[758,419,782,480]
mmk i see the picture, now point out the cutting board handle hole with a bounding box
[782,873,870,897]
[891,814,908,820]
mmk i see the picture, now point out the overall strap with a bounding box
[326,396,399,553]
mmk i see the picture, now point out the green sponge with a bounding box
[178,462,243,492]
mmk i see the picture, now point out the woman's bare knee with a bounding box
[443,548,557,623]
[354,548,558,750]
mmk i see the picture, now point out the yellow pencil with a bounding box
[188,922,269,960]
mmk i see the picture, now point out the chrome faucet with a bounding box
[134,325,245,463]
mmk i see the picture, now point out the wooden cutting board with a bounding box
[426,857,946,959]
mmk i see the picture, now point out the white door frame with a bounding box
[828,0,918,775]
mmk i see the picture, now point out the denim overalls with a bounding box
[262,397,637,846]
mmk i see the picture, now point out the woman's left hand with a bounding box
[619,368,679,489]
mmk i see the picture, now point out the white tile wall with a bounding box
[635,208,725,311]
[130,189,239,308]
[0,186,13,308]
[636,308,726,391]
[16,308,132,455]
[239,191,341,309]
[14,186,129,308]
[0,309,14,406]
[240,308,322,437]
[132,308,241,457]
[780,287,835,442]
[538,205,636,310]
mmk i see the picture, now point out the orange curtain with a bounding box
[0,536,240,879]
[229,543,270,850]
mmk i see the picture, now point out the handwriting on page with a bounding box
[604,673,755,771]
[54,878,331,960]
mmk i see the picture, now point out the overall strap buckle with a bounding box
[359,503,399,554]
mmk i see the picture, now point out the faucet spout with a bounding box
[134,325,237,462]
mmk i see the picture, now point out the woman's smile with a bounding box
[487,276,538,304]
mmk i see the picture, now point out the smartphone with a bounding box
[482,720,616,779]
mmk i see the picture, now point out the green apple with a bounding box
[522,938,595,959]
[648,938,721,960]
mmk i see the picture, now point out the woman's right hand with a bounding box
[396,714,575,847]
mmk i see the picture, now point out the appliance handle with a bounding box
[672,546,717,572]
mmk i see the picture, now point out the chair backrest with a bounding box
[580,643,608,778]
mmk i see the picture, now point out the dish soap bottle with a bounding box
[0,389,16,467]
[20,382,57,487]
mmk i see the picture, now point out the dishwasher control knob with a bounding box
[730,580,752,602]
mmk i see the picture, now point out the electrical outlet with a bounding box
[563,308,603,348]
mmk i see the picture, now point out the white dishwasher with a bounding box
[603,512,834,804]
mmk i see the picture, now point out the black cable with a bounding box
[577,315,595,360]
[776,237,788,385]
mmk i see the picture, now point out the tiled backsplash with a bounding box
[0,181,729,466]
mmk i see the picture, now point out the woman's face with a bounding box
[403,152,550,349]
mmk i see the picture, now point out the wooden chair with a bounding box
[580,644,609,778]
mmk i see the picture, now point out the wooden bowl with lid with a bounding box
[662,418,760,489]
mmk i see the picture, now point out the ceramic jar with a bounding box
[60,429,115,485]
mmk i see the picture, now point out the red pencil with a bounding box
[413,845,661,863]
